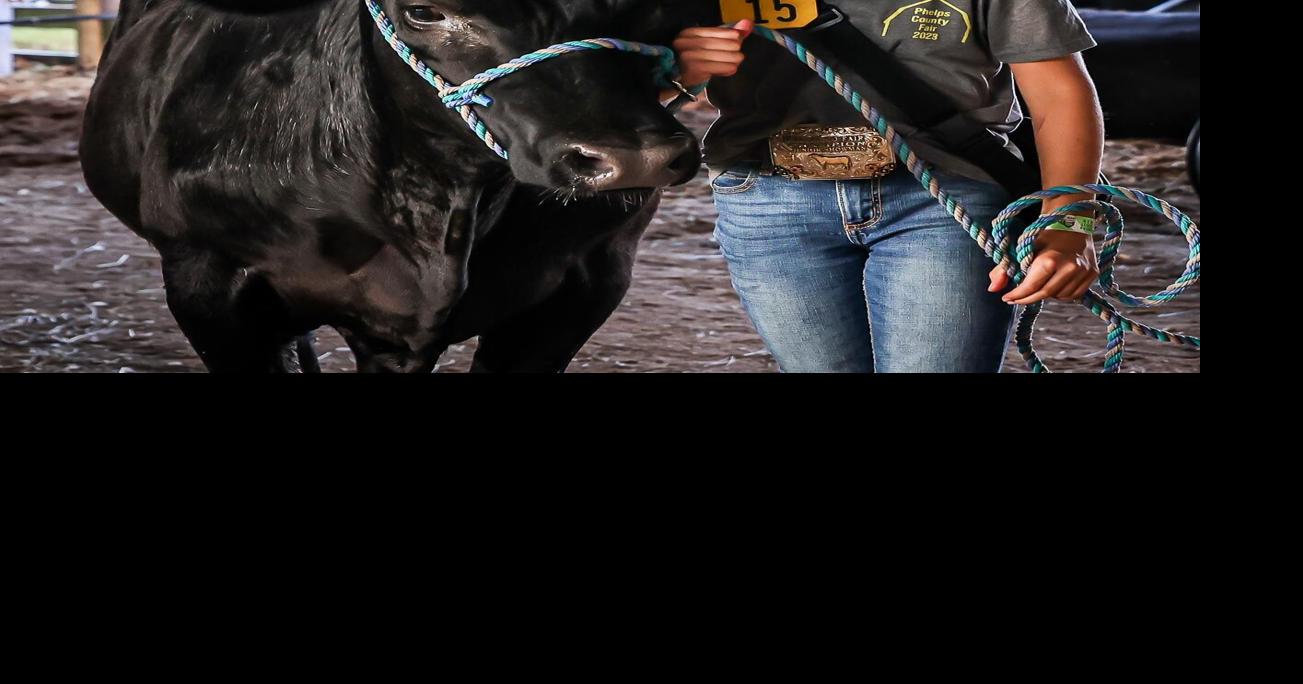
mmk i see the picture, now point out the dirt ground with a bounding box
[0,65,1200,373]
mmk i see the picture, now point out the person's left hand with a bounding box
[989,229,1100,305]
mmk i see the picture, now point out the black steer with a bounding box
[81,0,700,373]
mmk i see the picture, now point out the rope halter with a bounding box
[363,0,680,160]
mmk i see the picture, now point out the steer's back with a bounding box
[81,0,376,252]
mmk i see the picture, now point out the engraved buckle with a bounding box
[769,125,898,181]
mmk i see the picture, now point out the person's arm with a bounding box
[990,53,1105,305]
[658,20,754,104]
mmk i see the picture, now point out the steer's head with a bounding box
[370,0,701,193]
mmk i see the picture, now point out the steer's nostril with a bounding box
[547,136,700,191]
[562,147,617,181]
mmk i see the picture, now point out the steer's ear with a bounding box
[191,0,330,13]
[637,0,724,43]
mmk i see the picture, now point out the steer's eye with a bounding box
[403,6,447,28]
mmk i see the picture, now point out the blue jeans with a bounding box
[712,165,1016,373]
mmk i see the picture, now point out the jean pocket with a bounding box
[710,167,760,195]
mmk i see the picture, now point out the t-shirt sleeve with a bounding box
[986,0,1098,64]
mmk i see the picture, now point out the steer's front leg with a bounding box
[470,244,636,374]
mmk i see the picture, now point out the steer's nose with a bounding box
[553,133,700,191]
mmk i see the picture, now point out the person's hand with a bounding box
[989,229,1100,305]
[672,19,755,89]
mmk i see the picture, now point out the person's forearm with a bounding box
[1012,55,1105,217]
[1030,92,1104,216]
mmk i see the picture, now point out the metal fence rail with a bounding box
[2,1,117,74]
[2,14,118,25]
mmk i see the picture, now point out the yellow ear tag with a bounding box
[719,0,819,30]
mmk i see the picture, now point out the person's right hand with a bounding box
[672,20,755,89]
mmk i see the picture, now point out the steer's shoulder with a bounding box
[130,2,382,240]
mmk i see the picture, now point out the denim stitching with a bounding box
[845,178,884,231]
[710,168,761,195]
[835,180,852,231]
[863,261,877,372]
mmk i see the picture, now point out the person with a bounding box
[664,1,1104,373]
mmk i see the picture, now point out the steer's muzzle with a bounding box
[550,132,700,191]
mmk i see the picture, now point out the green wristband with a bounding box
[1043,215,1096,236]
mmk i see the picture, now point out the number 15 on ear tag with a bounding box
[720,0,819,30]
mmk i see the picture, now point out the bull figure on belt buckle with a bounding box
[769,124,898,180]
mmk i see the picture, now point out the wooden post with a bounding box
[75,0,104,71]
[1,3,14,77]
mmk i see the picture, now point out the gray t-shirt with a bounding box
[703,0,1097,183]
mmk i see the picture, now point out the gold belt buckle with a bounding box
[769,125,898,181]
